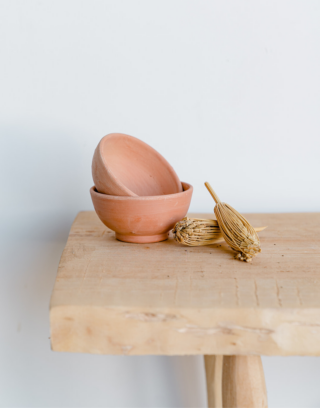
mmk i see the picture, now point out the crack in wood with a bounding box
[124,312,179,322]
[176,323,273,336]
[254,279,260,307]
[276,280,283,307]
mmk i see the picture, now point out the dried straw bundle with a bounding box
[173,217,223,246]
[204,182,261,262]
[173,217,266,247]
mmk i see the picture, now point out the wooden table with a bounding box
[50,211,320,407]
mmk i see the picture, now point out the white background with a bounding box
[1,1,320,407]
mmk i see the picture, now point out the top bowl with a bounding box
[92,133,182,196]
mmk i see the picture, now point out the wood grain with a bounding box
[50,211,320,355]
[204,355,223,408]
[222,356,267,408]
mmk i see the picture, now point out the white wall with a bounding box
[1,1,320,407]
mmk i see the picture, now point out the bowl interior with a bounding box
[100,134,182,196]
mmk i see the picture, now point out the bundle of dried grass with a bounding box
[204,182,262,262]
[173,217,223,246]
[173,217,266,247]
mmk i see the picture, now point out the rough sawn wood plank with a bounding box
[50,211,320,355]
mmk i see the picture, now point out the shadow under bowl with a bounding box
[90,182,193,243]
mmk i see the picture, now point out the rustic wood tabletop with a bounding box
[50,211,320,356]
[50,211,320,407]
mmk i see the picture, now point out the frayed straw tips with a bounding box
[204,182,262,262]
[172,218,223,246]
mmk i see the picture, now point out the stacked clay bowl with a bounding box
[91,133,193,243]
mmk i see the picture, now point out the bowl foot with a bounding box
[116,232,169,243]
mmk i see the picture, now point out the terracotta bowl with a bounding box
[92,133,182,196]
[90,182,193,243]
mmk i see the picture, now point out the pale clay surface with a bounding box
[92,133,183,196]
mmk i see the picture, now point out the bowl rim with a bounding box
[90,182,192,201]
[97,133,182,196]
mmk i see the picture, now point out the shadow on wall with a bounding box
[1,236,208,407]
[1,125,209,407]
[1,124,95,241]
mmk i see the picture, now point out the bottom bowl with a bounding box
[90,182,193,243]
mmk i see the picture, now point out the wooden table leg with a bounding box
[222,355,268,408]
[204,355,223,408]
